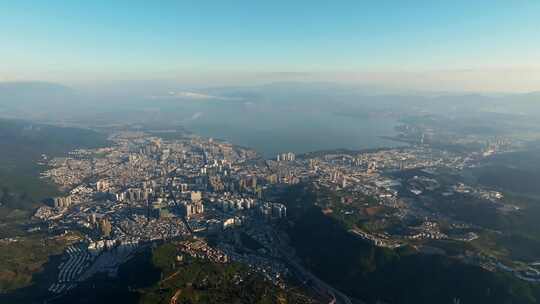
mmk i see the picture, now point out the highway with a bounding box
[270,229,355,304]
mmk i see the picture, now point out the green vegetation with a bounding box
[281,184,540,304]
[475,165,540,195]
[0,118,109,294]
[471,149,540,199]
[426,239,475,257]
[313,187,385,230]
[471,231,510,259]
[472,229,540,263]
[398,170,540,263]
[0,234,74,293]
[0,119,108,212]
[463,151,540,262]
[138,242,311,304]
[36,242,314,304]
[240,232,264,251]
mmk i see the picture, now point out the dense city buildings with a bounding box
[34,132,299,296]
[27,126,539,302]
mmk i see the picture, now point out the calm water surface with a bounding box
[186,109,402,158]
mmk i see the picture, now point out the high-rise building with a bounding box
[53,196,72,208]
[367,162,378,174]
[340,176,347,188]
[287,152,295,161]
[251,176,257,189]
[99,218,112,238]
[182,201,204,219]
[88,213,97,227]
[267,174,278,184]
[191,191,202,203]
[259,202,287,220]
[276,152,296,162]
[96,180,110,192]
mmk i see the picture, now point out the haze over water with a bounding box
[186,110,401,158]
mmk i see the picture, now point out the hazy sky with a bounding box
[1,1,539,92]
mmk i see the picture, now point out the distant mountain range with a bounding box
[1,80,539,124]
[0,81,73,103]
[0,82,76,119]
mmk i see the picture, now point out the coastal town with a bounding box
[30,128,540,301]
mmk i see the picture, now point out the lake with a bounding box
[185,109,402,158]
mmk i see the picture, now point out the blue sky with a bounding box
[1,1,539,91]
